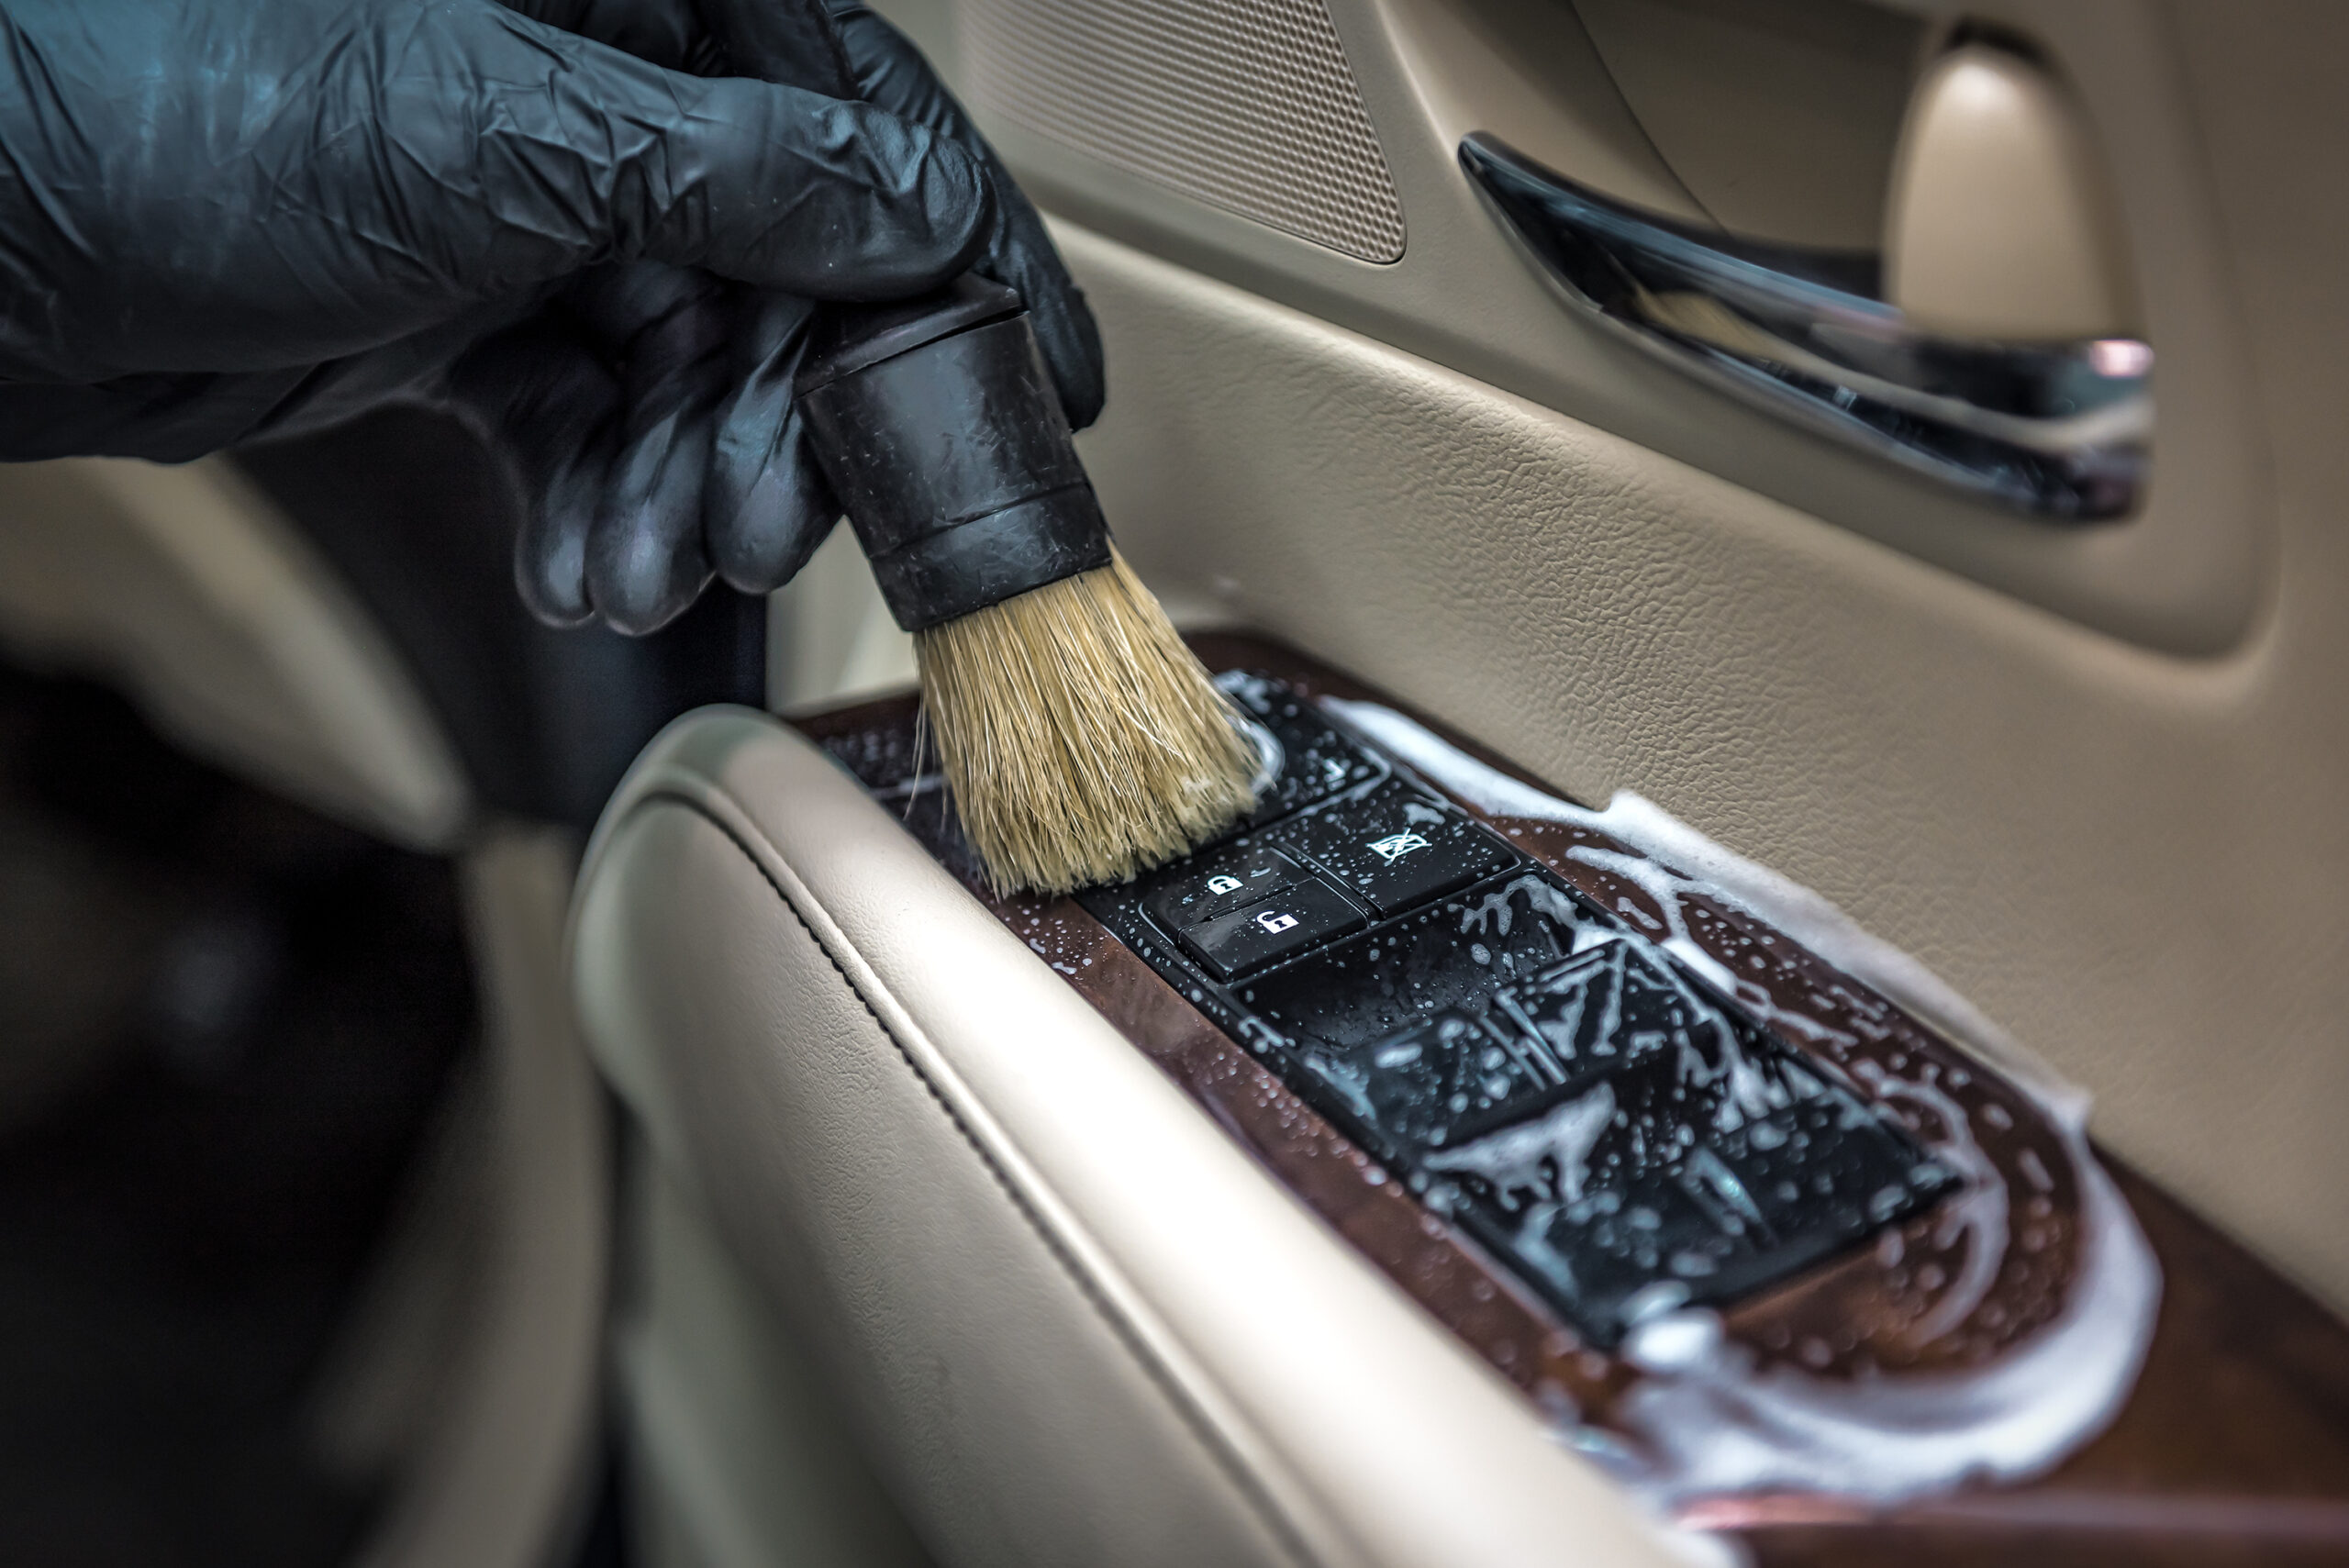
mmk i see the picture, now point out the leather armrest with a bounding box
[569,706,1687,1568]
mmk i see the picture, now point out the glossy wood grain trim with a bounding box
[794,632,2349,1562]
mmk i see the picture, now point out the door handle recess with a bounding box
[1459,134,2151,521]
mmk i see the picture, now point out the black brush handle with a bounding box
[796,276,1110,630]
[719,0,1110,630]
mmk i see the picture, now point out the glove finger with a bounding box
[446,317,625,628]
[706,291,842,595]
[640,0,1104,422]
[822,2,1107,427]
[588,402,718,635]
[454,4,993,301]
[574,263,734,634]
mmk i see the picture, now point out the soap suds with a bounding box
[1326,700,2080,1113]
[1428,1080,1618,1203]
[1321,697,2161,1510]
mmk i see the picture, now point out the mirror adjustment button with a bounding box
[1144,844,1307,931]
[1180,878,1366,980]
[1280,783,1519,915]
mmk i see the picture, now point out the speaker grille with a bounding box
[960,0,1407,263]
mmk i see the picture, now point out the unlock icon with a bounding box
[1254,909,1299,935]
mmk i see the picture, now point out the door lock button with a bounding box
[1180,878,1366,980]
[1280,782,1519,915]
[1143,844,1308,932]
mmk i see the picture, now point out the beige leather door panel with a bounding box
[886,0,2268,654]
[581,2,2349,1562]
[846,0,2349,1314]
[571,712,1689,1568]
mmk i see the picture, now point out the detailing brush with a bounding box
[796,279,1256,894]
[734,0,1255,892]
[915,545,1253,895]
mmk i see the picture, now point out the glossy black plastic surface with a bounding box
[1279,777,1517,913]
[1078,678,1954,1345]
[796,284,1110,631]
[1181,876,1366,980]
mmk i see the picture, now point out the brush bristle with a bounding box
[915,548,1257,895]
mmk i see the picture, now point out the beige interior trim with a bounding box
[1052,215,2349,1315]
[353,827,612,1568]
[571,709,1695,1568]
[617,1152,933,1568]
[1885,43,2139,339]
[0,456,469,851]
[890,0,2272,655]
[1333,0,1712,228]
[1571,0,1922,250]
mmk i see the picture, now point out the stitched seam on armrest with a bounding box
[637,788,1320,1568]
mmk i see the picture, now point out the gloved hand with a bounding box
[477,0,1106,629]
[0,0,1105,633]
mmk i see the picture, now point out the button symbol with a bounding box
[1366,829,1432,864]
[1205,873,1242,895]
[1322,757,1350,788]
[1254,909,1300,934]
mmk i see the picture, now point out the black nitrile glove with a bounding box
[0,0,1105,634]
[476,0,1106,629]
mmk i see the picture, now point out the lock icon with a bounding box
[1254,909,1299,935]
[1206,873,1242,895]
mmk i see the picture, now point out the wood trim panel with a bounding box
[794,633,2349,1562]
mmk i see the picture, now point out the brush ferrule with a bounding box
[862,486,1110,631]
[797,279,1112,632]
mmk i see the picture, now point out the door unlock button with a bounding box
[1142,844,1308,931]
[1179,878,1365,980]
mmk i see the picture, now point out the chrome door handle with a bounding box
[1458,135,2151,521]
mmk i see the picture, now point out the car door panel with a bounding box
[571,713,1687,1568]
[888,0,2271,654]
[1052,215,2348,1313]
[582,1,2349,1563]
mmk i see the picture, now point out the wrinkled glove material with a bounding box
[0,0,1105,634]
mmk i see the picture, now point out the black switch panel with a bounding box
[1276,779,1519,915]
[1334,939,1954,1335]
[1144,843,1308,931]
[1216,671,1386,827]
[1072,678,1956,1347]
[1179,876,1367,980]
[1241,870,1587,1049]
[1341,1009,1568,1152]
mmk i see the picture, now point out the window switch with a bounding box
[1213,672,1386,827]
[1179,878,1367,980]
[1279,782,1519,916]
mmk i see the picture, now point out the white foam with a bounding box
[1429,1081,1617,1202]
[1320,697,2162,1508]
[1325,701,2082,1117]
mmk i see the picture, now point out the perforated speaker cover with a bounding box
[959,0,1408,263]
